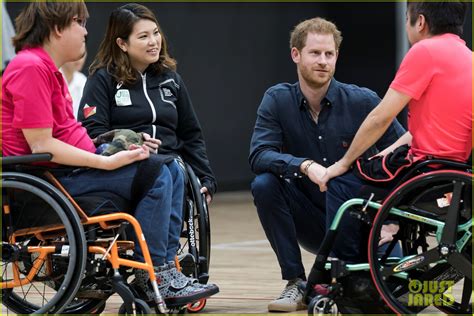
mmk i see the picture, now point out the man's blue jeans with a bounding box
[59,160,184,266]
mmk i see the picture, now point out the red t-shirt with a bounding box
[390,34,472,162]
[2,47,96,156]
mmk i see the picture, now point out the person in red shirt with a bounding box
[321,1,471,185]
[1,1,218,306]
[315,1,471,263]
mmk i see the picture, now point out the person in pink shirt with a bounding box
[1,1,218,307]
[311,0,471,264]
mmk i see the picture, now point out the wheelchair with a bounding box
[1,153,212,314]
[305,158,472,315]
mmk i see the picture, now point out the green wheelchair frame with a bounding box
[306,161,472,315]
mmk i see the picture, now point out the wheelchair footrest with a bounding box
[179,253,197,278]
[198,273,209,284]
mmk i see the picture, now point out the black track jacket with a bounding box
[78,68,217,195]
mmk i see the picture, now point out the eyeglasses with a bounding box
[72,17,87,28]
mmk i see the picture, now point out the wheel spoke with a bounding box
[461,279,472,312]
[440,181,463,244]
[447,252,472,280]
[371,172,472,316]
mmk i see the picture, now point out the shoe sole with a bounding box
[268,302,306,312]
[165,286,219,307]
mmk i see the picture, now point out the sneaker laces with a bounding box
[167,261,208,288]
[277,280,302,300]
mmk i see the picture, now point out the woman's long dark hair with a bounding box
[89,3,176,85]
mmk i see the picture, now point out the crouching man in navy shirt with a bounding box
[248,17,405,312]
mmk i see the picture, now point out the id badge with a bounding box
[115,89,132,106]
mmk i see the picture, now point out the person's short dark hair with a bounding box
[12,1,88,53]
[407,0,468,36]
[89,3,176,85]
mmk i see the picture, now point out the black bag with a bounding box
[354,145,420,183]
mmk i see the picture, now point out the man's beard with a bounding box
[299,65,333,89]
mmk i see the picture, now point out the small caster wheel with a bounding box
[187,298,206,313]
[308,295,338,315]
[119,299,153,315]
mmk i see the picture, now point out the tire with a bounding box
[187,298,206,313]
[118,299,152,315]
[2,173,87,314]
[368,170,472,314]
[178,164,211,284]
[61,298,107,314]
[307,295,338,315]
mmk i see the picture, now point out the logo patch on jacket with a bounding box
[115,89,132,106]
[162,87,173,97]
[83,104,96,118]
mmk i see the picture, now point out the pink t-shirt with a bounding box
[2,47,96,156]
[390,34,472,162]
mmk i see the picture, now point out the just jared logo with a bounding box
[407,279,455,307]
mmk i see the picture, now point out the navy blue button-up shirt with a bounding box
[249,78,405,185]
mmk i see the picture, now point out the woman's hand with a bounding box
[101,145,150,170]
[200,186,212,204]
[142,133,161,153]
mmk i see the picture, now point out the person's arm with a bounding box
[318,88,411,191]
[23,128,150,170]
[361,88,406,155]
[249,91,310,178]
[78,70,113,139]
[173,74,217,202]
[376,131,412,157]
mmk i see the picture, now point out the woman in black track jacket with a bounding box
[78,6,216,199]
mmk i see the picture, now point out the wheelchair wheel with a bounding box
[1,173,87,314]
[60,298,107,314]
[178,164,211,284]
[187,298,206,313]
[118,298,152,315]
[308,295,339,315]
[368,170,472,314]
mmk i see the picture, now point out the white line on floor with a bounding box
[212,239,270,250]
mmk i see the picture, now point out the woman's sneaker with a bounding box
[167,261,210,289]
[135,264,219,307]
[268,278,306,312]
